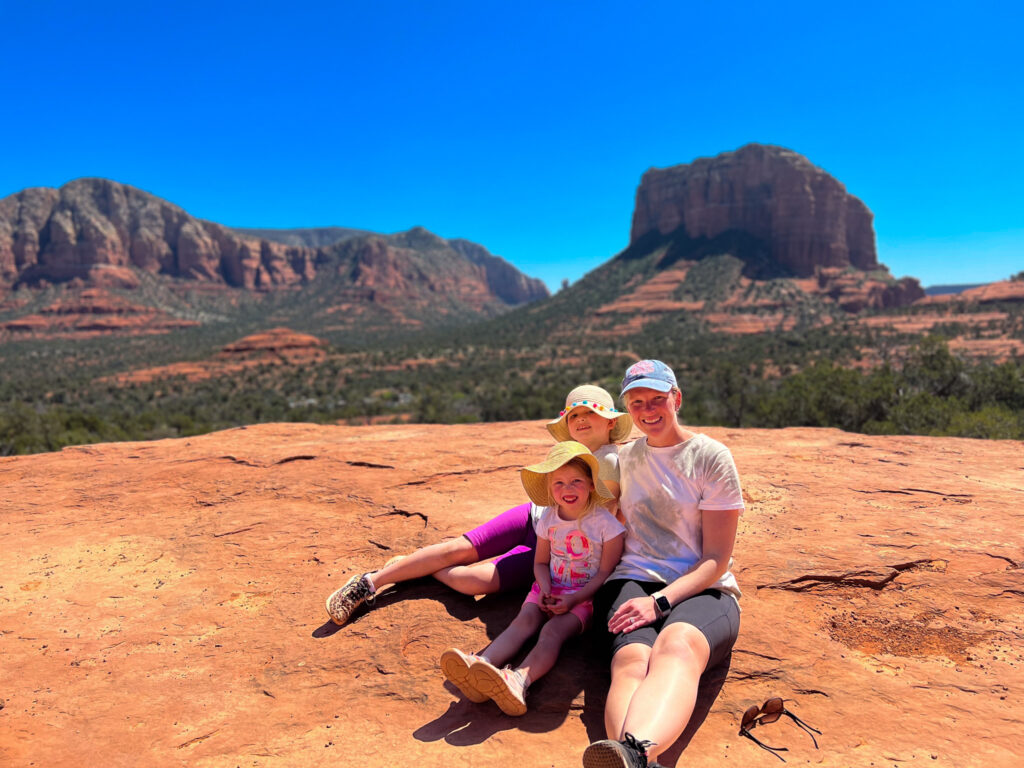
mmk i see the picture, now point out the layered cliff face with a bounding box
[0,179,549,312]
[630,144,880,277]
[447,238,550,305]
[0,179,316,289]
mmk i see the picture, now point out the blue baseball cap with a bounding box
[620,359,678,397]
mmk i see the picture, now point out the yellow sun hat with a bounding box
[520,441,614,508]
[546,384,634,443]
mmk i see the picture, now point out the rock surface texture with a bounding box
[1,422,1021,766]
[631,144,881,277]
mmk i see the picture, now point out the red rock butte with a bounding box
[1,422,1021,766]
[631,144,878,276]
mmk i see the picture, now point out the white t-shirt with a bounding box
[534,505,626,590]
[611,433,745,599]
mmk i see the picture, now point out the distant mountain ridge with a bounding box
[0,179,549,329]
[924,283,986,296]
[231,226,372,248]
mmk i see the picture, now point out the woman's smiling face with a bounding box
[566,406,614,451]
[625,387,683,446]
[548,462,593,516]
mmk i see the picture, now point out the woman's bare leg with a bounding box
[616,623,710,761]
[604,643,652,740]
[368,536,479,590]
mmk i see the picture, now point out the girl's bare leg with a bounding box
[433,561,502,595]
[515,612,582,684]
[615,623,710,762]
[480,603,546,667]
[368,536,480,590]
[604,642,652,740]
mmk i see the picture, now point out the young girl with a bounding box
[325,385,632,626]
[439,440,626,716]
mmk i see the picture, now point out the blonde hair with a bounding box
[547,456,600,522]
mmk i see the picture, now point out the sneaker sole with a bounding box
[439,650,488,703]
[582,741,633,768]
[468,662,527,716]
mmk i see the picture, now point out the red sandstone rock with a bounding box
[109,328,329,384]
[0,287,199,337]
[0,422,1020,766]
[631,145,881,277]
[0,182,548,318]
[702,312,799,334]
[217,327,327,357]
[958,280,1024,303]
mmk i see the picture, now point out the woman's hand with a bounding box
[608,595,659,634]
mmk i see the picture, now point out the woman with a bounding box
[325,385,633,626]
[583,360,744,768]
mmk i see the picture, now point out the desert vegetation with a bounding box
[2,310,1023,456]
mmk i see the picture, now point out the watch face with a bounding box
[655,595,671,613]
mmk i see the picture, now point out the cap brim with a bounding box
[620,378,674,397]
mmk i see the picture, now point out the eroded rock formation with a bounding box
[0,180,549,311]
[631,144,882,277]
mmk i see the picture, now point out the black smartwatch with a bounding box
[652,592,671,617]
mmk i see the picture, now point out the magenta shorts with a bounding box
[524,583,593,629]
[463,502,538,592]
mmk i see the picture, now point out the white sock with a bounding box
[364,573,377,593]
[513,668,529,689]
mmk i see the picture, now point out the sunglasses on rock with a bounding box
[739,697,821,762]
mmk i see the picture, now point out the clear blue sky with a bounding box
[2,1,1020,292]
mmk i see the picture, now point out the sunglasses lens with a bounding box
[764,697,784,713]
[742,705,760,728]
[759,710,783,725]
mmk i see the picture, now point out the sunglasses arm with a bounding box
[739,728,788,762]
[783,711,821,748]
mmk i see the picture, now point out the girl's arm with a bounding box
[533,536,552,598]
[603,479,622,520]
[608,508,740,633]
[548,532,624,613]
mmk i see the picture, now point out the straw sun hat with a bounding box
[546,384,633,443]
[520,441,614,508]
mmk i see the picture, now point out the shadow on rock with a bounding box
[329,576,525,640]
[311,620,343,638]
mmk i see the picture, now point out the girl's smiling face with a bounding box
[566,406,615,451]
[548,462,593,518]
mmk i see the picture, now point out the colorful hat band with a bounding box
[558,399,621,417]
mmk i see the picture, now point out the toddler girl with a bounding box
[440,440,626,715]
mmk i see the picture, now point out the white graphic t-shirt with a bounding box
[612,433,745,599]
[534,505,626,590]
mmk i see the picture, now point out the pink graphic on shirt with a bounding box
[548,527,594,588]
